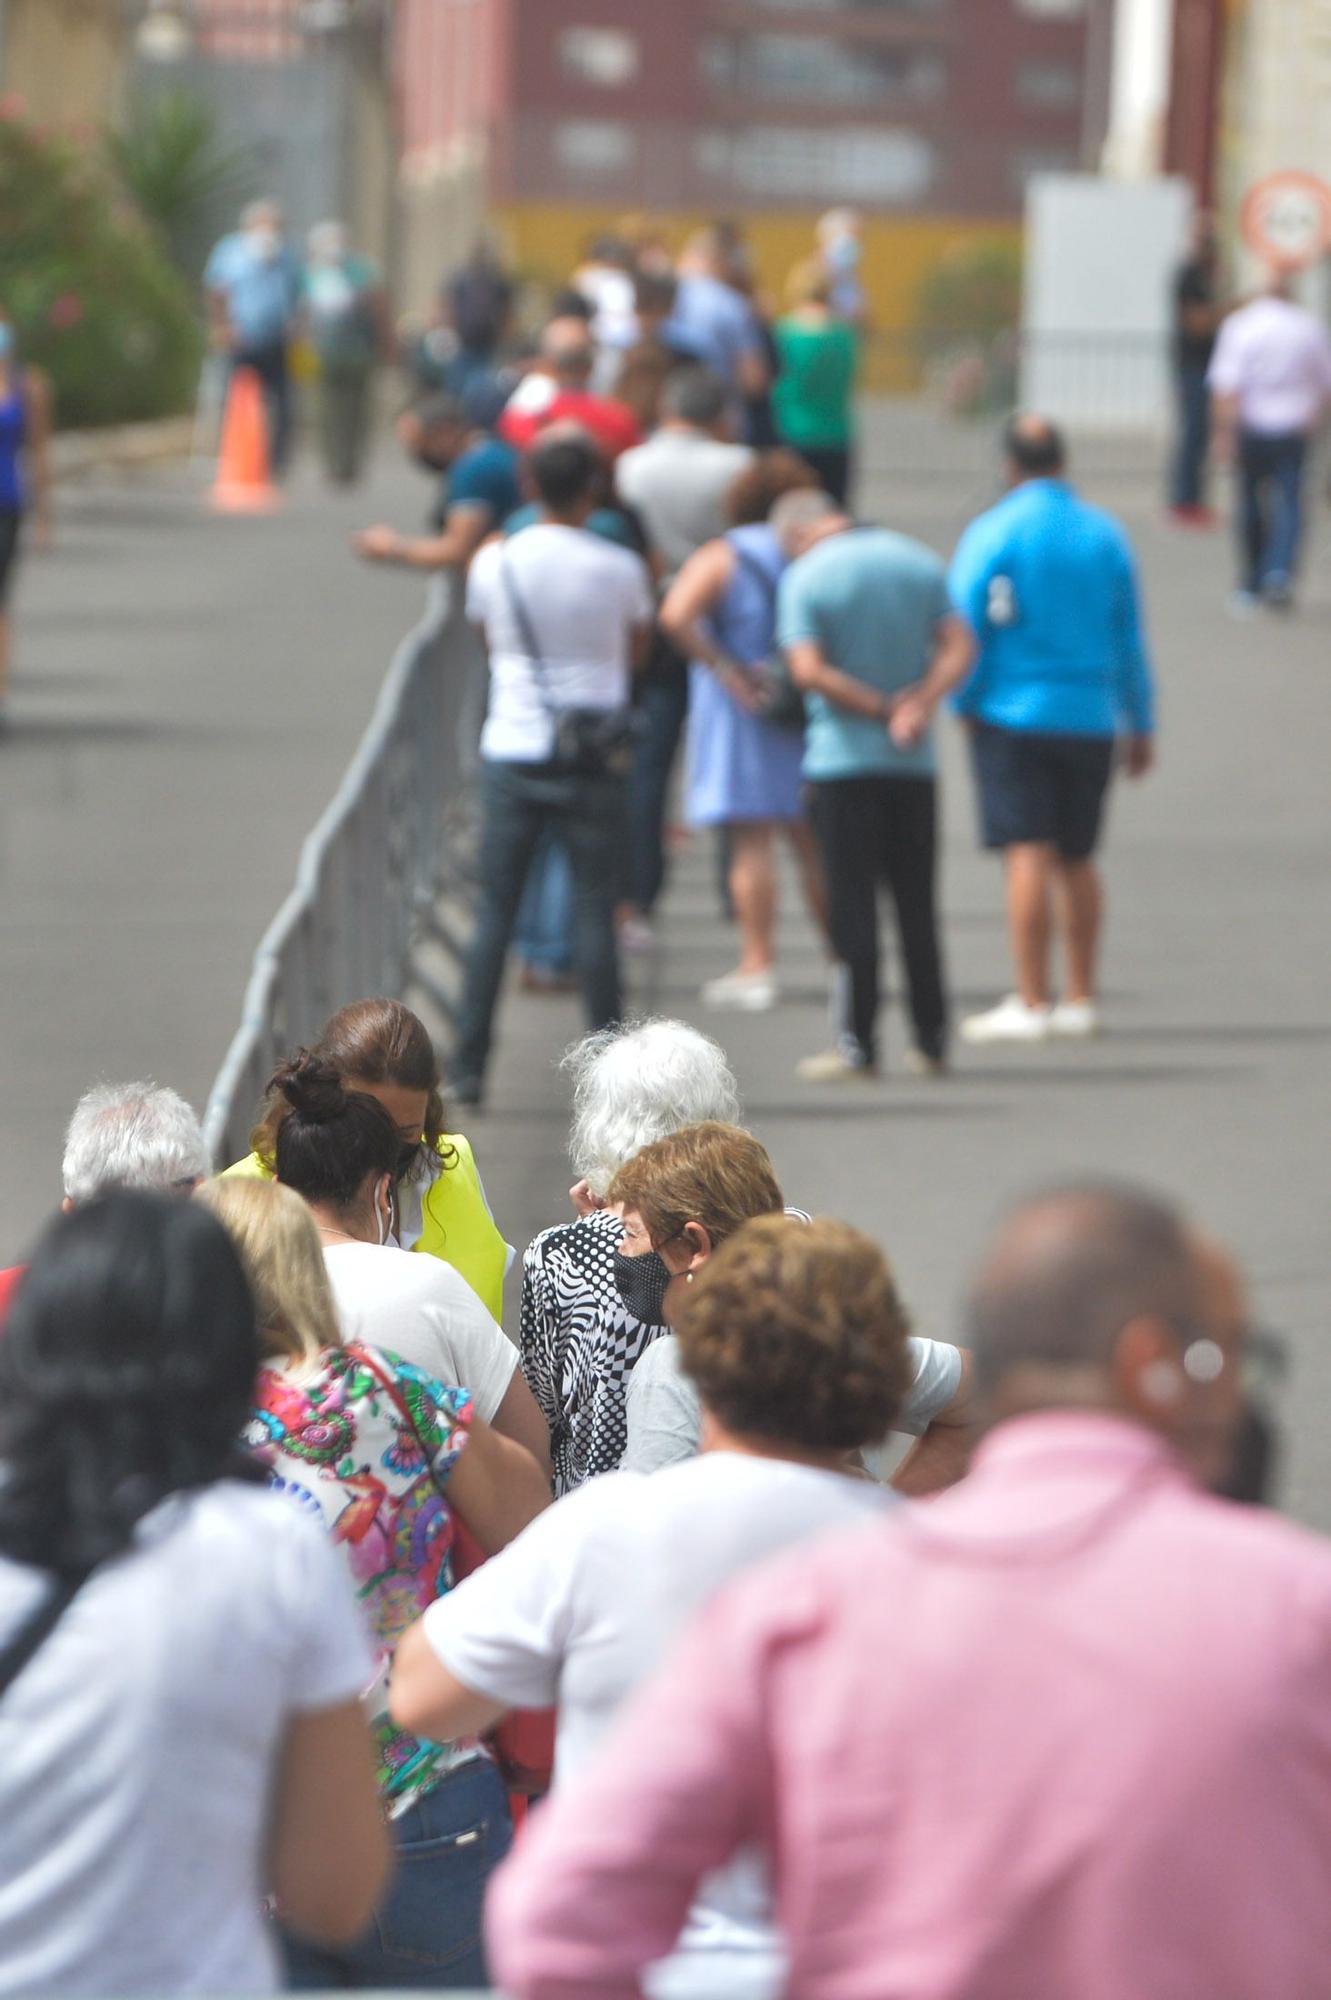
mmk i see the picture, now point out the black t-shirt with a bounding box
[1175,258,1218,368]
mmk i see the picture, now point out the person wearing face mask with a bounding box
[0,308,52,734]
[304,220,390,487]
[204,198,303,475]
[483,1186,1320,2000]
[227,997,512,1323]
[391,1211,914,2000]
[616,1122,974,1490]
[263,1052,550,1480]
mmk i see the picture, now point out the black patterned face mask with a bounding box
[613,1246,674,1327]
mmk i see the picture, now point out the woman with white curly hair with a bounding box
[519,1019,742,1493]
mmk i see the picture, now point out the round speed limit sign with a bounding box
[1240,171,1331,272]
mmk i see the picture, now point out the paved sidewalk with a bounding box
[0,447,443,1249]
[462,410,1331,1530]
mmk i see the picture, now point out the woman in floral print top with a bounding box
[202,1174,548,1992]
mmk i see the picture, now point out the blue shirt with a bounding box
[444,437,521,527]
[777,526,952,782]
[949,480,1155,737]
[663,275,765,387]
[204,233,302,349]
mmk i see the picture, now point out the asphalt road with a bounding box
[2,407,1328,1529]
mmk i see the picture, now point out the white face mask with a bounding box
[248,225,282,264]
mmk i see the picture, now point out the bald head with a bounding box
[1003,413,1066,482]
[968,1184,1201,1394]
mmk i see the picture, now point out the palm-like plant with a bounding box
[106,89,256,282]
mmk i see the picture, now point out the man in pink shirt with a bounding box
[488,1184,1331,2000]
[1208,271,1331,612]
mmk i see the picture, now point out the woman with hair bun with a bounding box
[0,1191,390,1996]
[227,998,511,1321]
[392,1209,912,2000]
[200,1174,549,1993]
[259,1052,550,1479]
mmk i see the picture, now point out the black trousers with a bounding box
[811,773,947,1066]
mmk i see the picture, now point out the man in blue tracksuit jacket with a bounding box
[949,414,1156,1046]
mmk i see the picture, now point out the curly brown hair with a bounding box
[607,1121,783,1252]
[675,1213,912,1450]
[249,998,455,1174]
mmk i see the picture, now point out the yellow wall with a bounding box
[494,202,1021,389]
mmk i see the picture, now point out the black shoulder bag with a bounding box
[729,544,807,736]
[498,550,640,781]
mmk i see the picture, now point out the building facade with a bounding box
[395,0,1101,332]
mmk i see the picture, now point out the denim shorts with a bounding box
[970,720,1115,861]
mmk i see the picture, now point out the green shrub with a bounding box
[916,238,1024,418]
[0,109,203,428]
[107,89,255,285]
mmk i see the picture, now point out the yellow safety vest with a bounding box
[221,1132,509,1321]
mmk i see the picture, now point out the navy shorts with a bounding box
[971,721,1115,861]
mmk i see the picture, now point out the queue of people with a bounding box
[0,1003,1314,1999]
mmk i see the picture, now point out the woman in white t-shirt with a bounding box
[0,1191,388,1999]
[265,1053,550,1479]
[391,1209,915,2000]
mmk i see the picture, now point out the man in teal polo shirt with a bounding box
[776,491,974,1083]
[949,416,1155,1045]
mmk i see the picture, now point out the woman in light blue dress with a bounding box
[661,452,828,1011]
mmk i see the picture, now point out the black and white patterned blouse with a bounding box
[519,1208,669,1494]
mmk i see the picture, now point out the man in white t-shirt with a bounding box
[1208,271,1331,610]
[450,433,654,1107]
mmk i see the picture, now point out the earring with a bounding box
[685,1271,695,1285]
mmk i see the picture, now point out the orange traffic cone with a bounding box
[210,366,280,513]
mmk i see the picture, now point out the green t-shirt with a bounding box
[773,318,859,449]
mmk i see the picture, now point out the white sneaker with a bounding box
[1049,999,1102,1038]
[796,1047,879,1083]
[702,968,779,1011]
[618,915,657,955]
[902,1047,948,1078]
[960,996,1053,1045]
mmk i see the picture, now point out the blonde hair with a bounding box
[608,1121,783,1252]
[197,1177,339,1368]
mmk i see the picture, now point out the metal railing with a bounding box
[202,575,484,1167]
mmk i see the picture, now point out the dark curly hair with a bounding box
[249,998,456,1178]
[674,1213,912,1451]
[0,1192,263,1581]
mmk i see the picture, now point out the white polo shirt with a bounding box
[1207,295,1331,435]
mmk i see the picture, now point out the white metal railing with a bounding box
[202,575,484,1167]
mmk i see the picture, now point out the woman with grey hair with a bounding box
[519,1019,742,1493]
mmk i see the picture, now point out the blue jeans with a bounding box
[281,1757,512,1990]
[627,664,689,914]
[1237,429,1307,592]
[453,758,625,1088]
[1171,362,1211,509]
[514,829,574,975]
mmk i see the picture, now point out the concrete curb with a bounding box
[52,417,196,482]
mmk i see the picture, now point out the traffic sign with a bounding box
[1240,171,1331,272]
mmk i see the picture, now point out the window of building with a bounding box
[558,25,640,88]
[697,124,935,203]
[751,0,940,12]
[554,119,635,175]
[1012,0,1086,16]
[1014,59,1081,109]
[700,33,945,106]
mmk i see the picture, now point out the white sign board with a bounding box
[1021,175,1193,429]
